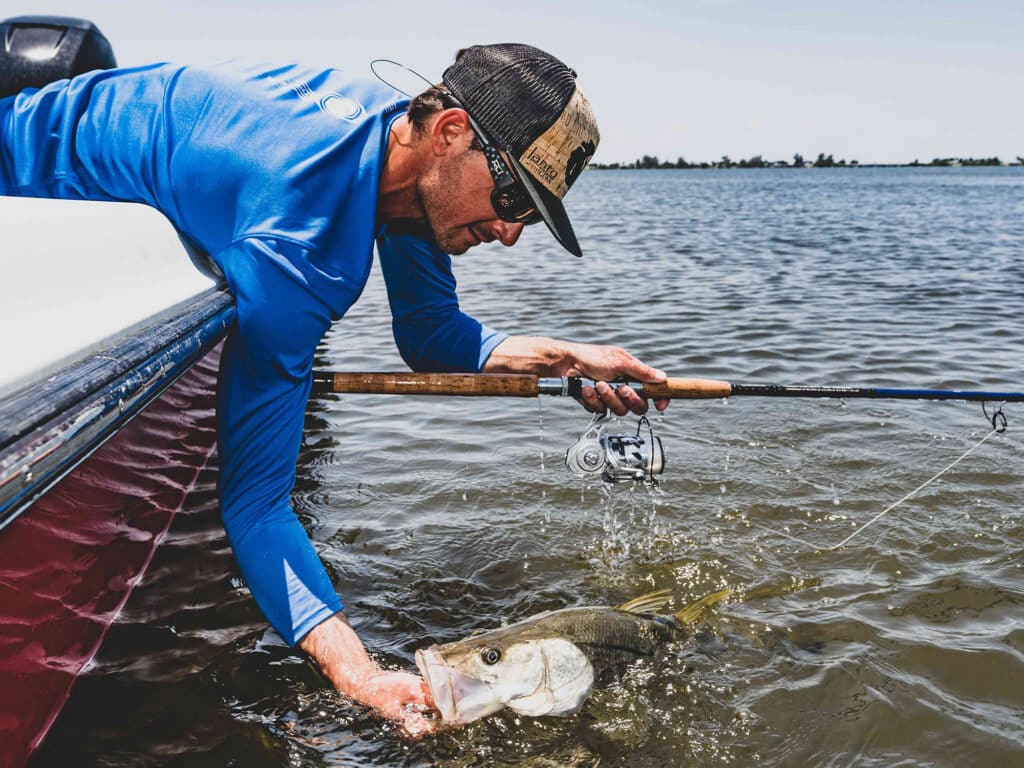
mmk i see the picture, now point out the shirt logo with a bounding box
[319,94,363,120]
[266,73,364,121]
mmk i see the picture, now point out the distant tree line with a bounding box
[908,157,1005,167]
[590,153,1024,170]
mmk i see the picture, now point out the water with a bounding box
[35,168,1024,766]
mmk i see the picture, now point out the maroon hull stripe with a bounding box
[0,348,221,768]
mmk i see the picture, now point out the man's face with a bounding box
[416,131,525,256]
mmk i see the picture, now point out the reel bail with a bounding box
[565,414,665,484]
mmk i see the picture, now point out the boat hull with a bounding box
[0,348,221,768]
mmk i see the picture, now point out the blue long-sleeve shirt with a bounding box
[1,61,506,644]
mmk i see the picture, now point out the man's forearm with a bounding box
[299,612,376,695]
[481,335,573,375]
[299,612,436,731]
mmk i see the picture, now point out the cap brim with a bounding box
[506,152,582,257]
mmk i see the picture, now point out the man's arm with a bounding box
[0,64,172,203]
[214,237,435,733]
[377,230,506,372]
[377,232,668,415]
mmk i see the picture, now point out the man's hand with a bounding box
[358,668,437,738]
[484,335,670,416]
[299,613,438,737]
[556,340,670,416]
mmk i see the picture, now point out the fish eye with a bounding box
[481,647,502,665]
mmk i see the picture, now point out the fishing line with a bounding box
[827,425,1000,550]
[752,403,1009,552]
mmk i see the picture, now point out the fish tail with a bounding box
[673,588,730,625]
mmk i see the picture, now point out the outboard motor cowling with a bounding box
[0,15,116,98]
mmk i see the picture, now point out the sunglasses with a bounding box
[440,91,541,226]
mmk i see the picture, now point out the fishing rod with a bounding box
[311,372,1024,404]
[311,371,1015,485]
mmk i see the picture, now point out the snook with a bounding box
[415,589,728,724]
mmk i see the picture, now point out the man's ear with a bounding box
[429,108,473,156]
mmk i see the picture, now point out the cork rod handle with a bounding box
[642,377,732,399]
[318,372,540,397]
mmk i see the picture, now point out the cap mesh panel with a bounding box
[443,44,576,157]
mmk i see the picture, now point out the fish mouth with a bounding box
[415,648,458,722]
[415,648,504,724]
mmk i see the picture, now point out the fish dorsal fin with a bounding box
[674,589,730,624]
[616,588,673,614]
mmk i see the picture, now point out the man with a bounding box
[0,43,668,733]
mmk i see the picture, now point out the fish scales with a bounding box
[504,607,679,656]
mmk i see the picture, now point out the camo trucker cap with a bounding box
[443,44,599,257]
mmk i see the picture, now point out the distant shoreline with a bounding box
[589,154,1024,170]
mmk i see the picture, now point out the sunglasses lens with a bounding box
[492,185,538,224]
[475,130,540,225]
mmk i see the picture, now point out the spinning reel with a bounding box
[565,414,665,484]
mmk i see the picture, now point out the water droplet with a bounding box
[537,399,546,474]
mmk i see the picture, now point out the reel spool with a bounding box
[565,414,664,484]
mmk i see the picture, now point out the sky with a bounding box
[19,1,1024,165]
